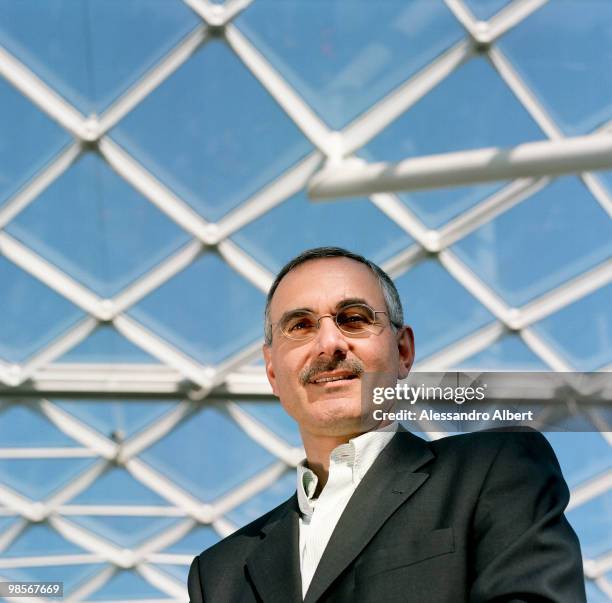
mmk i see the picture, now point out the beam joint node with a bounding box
[79,114,102,144]
[471,21,492,52]
[505,307,523,331]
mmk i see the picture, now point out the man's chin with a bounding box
[303,396,368,432]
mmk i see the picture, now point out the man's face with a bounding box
[263,257,414,439]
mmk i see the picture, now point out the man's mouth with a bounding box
[310,372,359,385]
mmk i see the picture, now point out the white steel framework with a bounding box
[0,0,610,601]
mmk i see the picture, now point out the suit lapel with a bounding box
[303,429,434,603]
[246,494,303,603]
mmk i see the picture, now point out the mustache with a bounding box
[299,357,364,386]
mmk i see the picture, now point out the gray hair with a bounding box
[264,247,404,345]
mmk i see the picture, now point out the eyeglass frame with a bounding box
[271,302,401,342]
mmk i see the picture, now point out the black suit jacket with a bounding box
[188,428,586,602]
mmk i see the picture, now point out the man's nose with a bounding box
[314,315,349,356]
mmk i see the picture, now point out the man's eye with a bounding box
[338,312,370,325]
[288,318,315,331]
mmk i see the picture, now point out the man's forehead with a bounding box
[270,257,385,315]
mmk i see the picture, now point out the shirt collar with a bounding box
[297,421,398,518]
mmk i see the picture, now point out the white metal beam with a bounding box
[308,134,612,199]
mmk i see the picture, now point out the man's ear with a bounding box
[397,326,415,380]
[262,343,279,397]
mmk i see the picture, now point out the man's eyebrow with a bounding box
[278,307,313,321]
[336,297,371,309]
[279,299,373,320]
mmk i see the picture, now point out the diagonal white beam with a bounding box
[0,518,28,553]
[0,232,104,318]
[437,177,549,249]
[567,468,612,511]
[136,563,187,599]
[415,322,506,370]
[0,142,82,230]
[98,137,215,243]
[380,244,428,280]
[516,258,612,329]
[485,0,550,45]
[113,314,212,388]
[119,401,196,461]
[519,328,575,372]
[487,46,561,140]
[37,399,117,459]
[308,133,612,199]
[211,459,289,518]
[112,240,204,315]
[217,239,274,292]
[64,565,116,603]
[582,172,612,218]
[98,25,210,134]
[214,151,323,241]
[0,45,86,137]
[437,249,514,324]
[224,24,334,154]
[14,317,99,385]
[342,40,472,155]
[224,401,303,465]
[370,192,437,251]
[124,457,213,524]
[443,0,480,35]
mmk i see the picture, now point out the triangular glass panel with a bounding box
[0,564,107,597]
[0,0,201,113]
[161,525,219,555]
[452,177,612,306]
[69,515,182,548]
[55,399,179,441]
[141,406,277,501]
[545,432,612,490]
[586,581,611,603]
[236,401,302,447]
[500,2,612,135]
[2,523,88,557]
[67,466,169,506]
[566,490,611,559]
[455,334,548,371]
[531,283,612,371]
[6,153,191,298]
[128,252,266,364]
[0,516,17,533]
[0,403,81,447]
[463,0,511,20]
[600,171,612,197]
[236,0,464,128]
[0,257,85,363]
[226,470,295,529]
[364,57,546,228]
[393,258,494,361]
[86,568,169,601]
[57,325,158,363]
[0,458,97,501]
[154,563,190,585]
[231,191,413,273]
[0,77,70,204]
[112,39,312,221]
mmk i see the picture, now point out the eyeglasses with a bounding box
[276,303,392,342]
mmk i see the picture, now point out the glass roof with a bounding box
[0,1,610,600]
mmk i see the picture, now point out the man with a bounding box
[188,247,585,602]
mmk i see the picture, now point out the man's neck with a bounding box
[300,420,394,493]
[300,431,359,494]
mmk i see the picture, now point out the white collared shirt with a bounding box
[296,422,398,598]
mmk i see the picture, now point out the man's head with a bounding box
[263,247,414,439]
